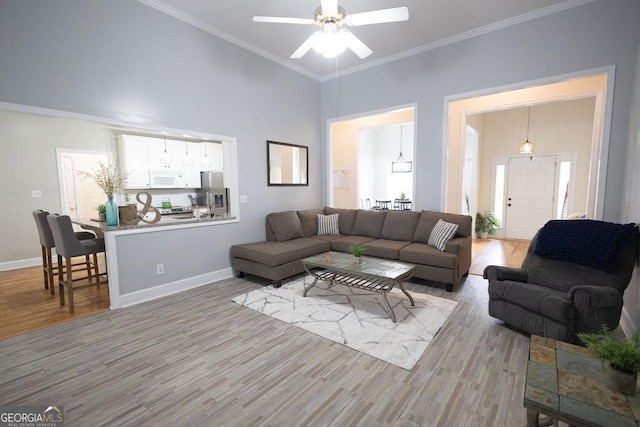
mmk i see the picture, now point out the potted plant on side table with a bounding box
[349,244,366,264]
[475,211,500,239]
[578,326,640,395]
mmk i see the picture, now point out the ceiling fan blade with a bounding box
[341,30,373,59]
[253,16,315,25]
[320,0,338,16]
[345,7,409,26]
[290,32,320,59]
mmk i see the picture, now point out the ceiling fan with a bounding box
[253,0,409,59]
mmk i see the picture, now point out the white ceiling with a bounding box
[140,0,595,80]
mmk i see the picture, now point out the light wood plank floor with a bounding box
[0,239,528,341]
[0,273,532,426]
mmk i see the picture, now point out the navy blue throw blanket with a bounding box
[534,220,638,273]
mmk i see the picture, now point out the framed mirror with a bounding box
[267,140,308,186]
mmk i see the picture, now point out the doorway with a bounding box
[56,149,111,221]
[446,71,611,236]
[330,107,416,209]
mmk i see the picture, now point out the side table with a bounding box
[525,335,640,426]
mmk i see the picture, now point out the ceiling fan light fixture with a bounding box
[312,25,347,57]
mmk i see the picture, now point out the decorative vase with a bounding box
[105,194,118,226]
[607,365,637,395]
[354,256,362,264]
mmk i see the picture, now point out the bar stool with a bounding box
[32,210,96,295]
[47,214,107,313]
[375,200,391,210]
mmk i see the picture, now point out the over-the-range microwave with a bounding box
[149,170,184,188]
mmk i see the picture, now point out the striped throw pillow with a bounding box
[317,213,340,235]
[428,219,458,251]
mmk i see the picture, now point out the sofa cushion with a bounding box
[351,210,386,238]
[330,236,376,253]
[399,243,458,270]
[317,213,340,235]
[428,219,459,251]
[363,239,412,260]
[380,211,420,241]
[297,209,325,237]
[324,207,357,235]
[266,211,304,242]
[413,211,472,243]
[230,238,329,267]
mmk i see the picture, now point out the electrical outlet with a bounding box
[31,190,42,198]
[156,264,164,274]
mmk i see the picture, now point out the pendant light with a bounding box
[160,133,172,167]
[391,124,412,173]
[183,135,193,166]
[519,107,535,154]
[201,138,213,168]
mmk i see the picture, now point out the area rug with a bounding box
[232,278,458,370]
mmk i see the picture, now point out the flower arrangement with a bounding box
[79,162,128,196]
[96,204,106,214]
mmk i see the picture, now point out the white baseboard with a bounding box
[117,267,234,308]
[0,257,41,271]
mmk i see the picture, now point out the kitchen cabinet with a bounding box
[119,135,202,189]
[117,135,150,189]
[200,142,224,171]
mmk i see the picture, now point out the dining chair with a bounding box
[47,214,107,313]
[375,200,391,210]
[32,210,96,295]
[362,198,372,210]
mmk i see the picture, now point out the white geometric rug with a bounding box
[232,278,458,370]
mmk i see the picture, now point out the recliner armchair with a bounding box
[484,219,639,344]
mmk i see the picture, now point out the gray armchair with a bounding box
[484,220,638,344]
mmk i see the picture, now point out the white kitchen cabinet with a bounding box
[117,135,150,189]
[200,142,224,171]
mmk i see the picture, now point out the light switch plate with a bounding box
[31,190,42,198]
[239,195,248,204]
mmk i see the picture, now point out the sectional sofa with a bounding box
[230,207,472,292]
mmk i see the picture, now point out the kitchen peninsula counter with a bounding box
[74,214,236,233]
[72,213,239,311]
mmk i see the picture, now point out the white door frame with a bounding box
[443,65,615,219]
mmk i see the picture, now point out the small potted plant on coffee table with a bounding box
[349,244,366,264]
[578,326,640,395]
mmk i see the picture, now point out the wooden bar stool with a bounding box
[32,210,96,295]
[47,214,107,313]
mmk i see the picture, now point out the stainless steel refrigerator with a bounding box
[197,171,229,216]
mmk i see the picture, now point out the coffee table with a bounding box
[301,251,416,323]
[525,335,640,427]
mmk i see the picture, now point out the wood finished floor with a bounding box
[0,245,535,426]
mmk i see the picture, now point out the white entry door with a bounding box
[505,155,556,240]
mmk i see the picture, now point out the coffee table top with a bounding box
[525,335,640,426]
[302,251,415,280]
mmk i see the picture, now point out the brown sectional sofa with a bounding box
[230,207,472,292]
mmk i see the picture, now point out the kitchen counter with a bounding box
[74,213,236,233]
[72,213,238,311]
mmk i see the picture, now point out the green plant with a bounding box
[578,326,640,373]
[96,204,106,214]
[349,244,366,257]
[475,212,501,236]
[400,192,406,200]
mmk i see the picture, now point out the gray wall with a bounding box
[0,0,321,269]
[320,0,640,221]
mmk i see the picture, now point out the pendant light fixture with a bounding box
[201,138,213,168]
[391,124,412,173]
[519,107,535,154]
[183,135,193,166]
[160,133,172,167]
